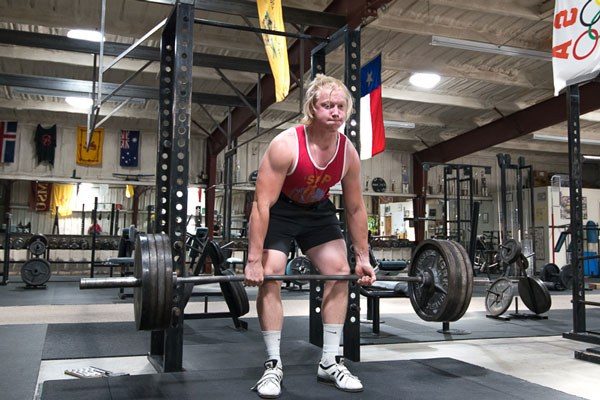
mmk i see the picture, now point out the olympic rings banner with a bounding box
[553,1,600,95]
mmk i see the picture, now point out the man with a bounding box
[245,74,377,398]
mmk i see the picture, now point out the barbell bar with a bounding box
[80,273,427,290]
[79,233,474,330]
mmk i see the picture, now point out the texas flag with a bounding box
[359,55,385,160]
[0,121,17,163]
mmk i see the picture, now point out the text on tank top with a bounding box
[280,125,347,204]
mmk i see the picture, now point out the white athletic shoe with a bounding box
[251,359,283,399]
[317,356,363,392]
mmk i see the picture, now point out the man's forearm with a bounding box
[247,202,270,263]
[346,206,370,264]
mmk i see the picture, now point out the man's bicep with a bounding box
[255,143,291,206]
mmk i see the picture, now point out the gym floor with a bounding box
[1,278,599,400]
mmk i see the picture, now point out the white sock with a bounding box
[262,330,282,366]
[321,324,343,365]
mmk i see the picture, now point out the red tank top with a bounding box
[281,125,347,204]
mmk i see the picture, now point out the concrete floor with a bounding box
[1,281,599,400]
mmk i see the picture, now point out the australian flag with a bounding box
[0,121,17,163]
[120,130,139,167]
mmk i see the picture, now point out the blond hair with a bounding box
[300,74,353,125]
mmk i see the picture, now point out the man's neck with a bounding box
[306,123,338,147]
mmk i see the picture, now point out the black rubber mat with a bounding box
[182,308,600,346]
[42,322,150,360]
[0,324,47,400]
[40,357,583,400]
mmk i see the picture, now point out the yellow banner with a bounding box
[76,126,104,166]
[50,184,75,217]
[257,0,290,102]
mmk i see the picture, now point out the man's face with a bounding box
[312,86,347,131]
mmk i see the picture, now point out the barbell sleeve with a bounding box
[80,276,141,289]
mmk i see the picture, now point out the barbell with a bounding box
[80,234,474,330]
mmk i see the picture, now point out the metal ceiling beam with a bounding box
[140,0,346,29]
[413,82,600,164]
[0,73,256,107]
[0,29,271,74]
[207,0,393,154]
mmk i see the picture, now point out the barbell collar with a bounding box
[80,276,141,289]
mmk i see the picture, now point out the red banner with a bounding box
[29,182,53,212]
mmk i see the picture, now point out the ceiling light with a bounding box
[533,133,600,145]
[409,73,440,89]
[384,120,416,129]
[65,96,93,110]
[431,36,551,61]
[11,87,145,105]
[583,155,600,161]
[67,29,104,42]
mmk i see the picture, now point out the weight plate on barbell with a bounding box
[435,240,466,322]
[134,234,151,331]
[541,263,560,283]
[21,258,51,286]
[407,239,467,322]
[445,240,474,322]
[485,277,514,317]
[285,256,312,286]
[518,276,552,315]
[499,239,522,264]
[559,264,573,290]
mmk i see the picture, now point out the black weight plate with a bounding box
[12,237,25,249]
[436,240,469,323]
[559,264,573,290]
[540,263,560,283]
[21,258,51,286]
[249,170,258,183]
[499,239,522,264]
[485,278,514,317]
[28,240,47,255]
[285,256,312,286]
[371,177,387,193]
[134,234,153,330]
[219,269,249,317]
[153,234,167,331]
[518,276,552,315]
[446,240,474,322]
[230,278,250,317]
[28,234,48,255]
[407,239,464,322]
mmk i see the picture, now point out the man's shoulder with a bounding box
[273,126,300,143]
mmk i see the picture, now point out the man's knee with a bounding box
[258,280,282,298]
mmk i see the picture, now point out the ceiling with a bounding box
[0,0,598,158]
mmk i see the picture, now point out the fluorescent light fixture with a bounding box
[583,155,600,161]
[67,29,104,42]
[384,120,416,129]
[533,133,600,145]
[65,96,93,109]
[409,73,440,89]
[11,87,145,105]
[431,36,551,61]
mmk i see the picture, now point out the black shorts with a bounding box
[264,194,344,254]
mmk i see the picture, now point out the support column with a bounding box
[412,156,427,243]
[150,1,194,373]
[567,84,586,333]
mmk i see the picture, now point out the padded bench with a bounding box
[360,275,409,334]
